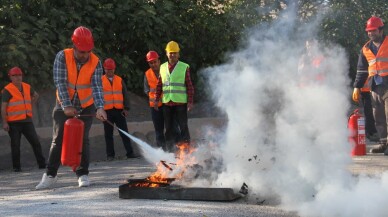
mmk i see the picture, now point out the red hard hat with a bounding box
[365,16,384,31]
[8,67,23,76]
[103,58,116,70]
[71,26,94,51]
[146,51,159,62]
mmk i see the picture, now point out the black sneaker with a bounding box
[126,153,140,159]
[107,156,115,161]
[13,168,22,172]
[367,133,379,142]
[370,143,388,153]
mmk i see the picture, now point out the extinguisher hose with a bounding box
[76,114,126,134]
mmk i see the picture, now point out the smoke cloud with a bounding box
[196,5,388,217]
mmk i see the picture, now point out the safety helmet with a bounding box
[8,67,23,76]
[103,58,116,70]
[146,51,159,62]
[71,26,94,51]
[365,16,384,31]
[165,41,180,53]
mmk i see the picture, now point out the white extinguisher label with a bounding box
[357,117,366,145]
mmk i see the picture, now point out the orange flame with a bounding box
[132,142,197,188]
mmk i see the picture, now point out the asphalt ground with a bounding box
[0,158,300,217]
[1,140,388,217]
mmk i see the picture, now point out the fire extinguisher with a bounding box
[348,109,366,156]
[61,117,84,171]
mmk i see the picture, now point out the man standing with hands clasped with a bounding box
[154,41,194,153]
[353,16,388,154]
[102,58,138,160]
[1,67,46,172]
[36,26,107,190]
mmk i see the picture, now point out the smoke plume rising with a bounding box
[197,5,388,217]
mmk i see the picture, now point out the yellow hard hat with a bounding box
[165,41,180,52]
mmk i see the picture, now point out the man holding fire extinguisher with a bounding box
[353,16,388,155]
[36,26,107,190]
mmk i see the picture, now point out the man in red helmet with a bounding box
[101,58,138,161]
[36,26,107,190]
[1,67,46,172]
[144,51,167,149]
[353,16,388,154]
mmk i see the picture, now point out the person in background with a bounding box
[36,26,107,190]
[353,16,388,154]
[154,41,194,153]
[359,85,379,142]
[144,51,166,150]
[102,58,138,160]
[1,67,46,172]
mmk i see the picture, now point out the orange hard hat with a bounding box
[71,26,94,51]
[365,16,384,31]
[8,67,23,76]
[103,58,116,70]
[146,51,159,62]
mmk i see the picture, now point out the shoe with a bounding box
[78,175,90,187]
[13,168,21,172]
[36,173,58,190]
[370,143,388,153]
[367,133,379,142]
[126,153,140,159]
[107,156,114,161]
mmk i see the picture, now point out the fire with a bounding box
[132,142,197,188]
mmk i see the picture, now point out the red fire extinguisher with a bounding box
[348,109,366,156]
[61,117,84,171]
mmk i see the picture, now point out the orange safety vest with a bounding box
[4,82,32,122]
[56,48,99,108]
[102,75,124,110]
[363,36,388,78]
[145,68,162,107]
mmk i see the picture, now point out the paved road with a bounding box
[1,142,387,217]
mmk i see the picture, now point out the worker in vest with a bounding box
[1,67,46,172]
[102,58,137,160]
[36,26,107,190]
[144,51,167,150]
[353,16,388,154]
[154,41,194,152]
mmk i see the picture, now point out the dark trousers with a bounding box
[103,108,133,158]
[371,85,388,144]
[150,106,165,148]
[46,106,94,177]
[8,122,46,170]
[360,92,377,136]
[163,104,190,152]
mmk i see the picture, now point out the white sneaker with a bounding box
[35,173,58,190]
[78,175,90,187]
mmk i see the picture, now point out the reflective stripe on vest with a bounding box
[160,61,189,103]
[362,36,388,78]
[145,68,162,107]
[4,82,32,121]
[102,75,124,110]
[56,48,99,108]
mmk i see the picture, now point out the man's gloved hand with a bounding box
[352,88,360,103]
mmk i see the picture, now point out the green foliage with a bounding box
[2,0,386,97]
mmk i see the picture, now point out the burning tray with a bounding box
[119,178,241,201]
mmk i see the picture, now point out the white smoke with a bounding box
[198,5,388,217]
